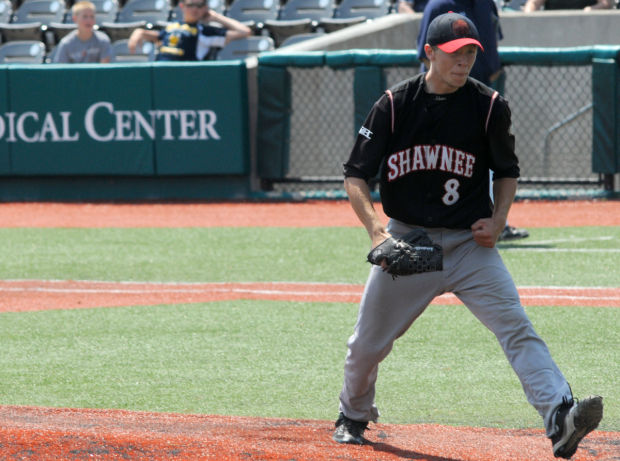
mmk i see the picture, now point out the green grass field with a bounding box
[0,226,618,431]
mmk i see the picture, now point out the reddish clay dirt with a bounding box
[0,280,618,312]
[0,406,617,461]
[0,200,618,460]
[0,199,618,228]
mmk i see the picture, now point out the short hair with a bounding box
[72,1,96,16]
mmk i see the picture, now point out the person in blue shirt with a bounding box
[417,0,529,242]
[128,0,251,61]
[397,0,429,13]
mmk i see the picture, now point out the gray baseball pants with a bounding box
[338,219,572,437]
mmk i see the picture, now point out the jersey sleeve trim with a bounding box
[485,90,499,134]
[386,89,395,134]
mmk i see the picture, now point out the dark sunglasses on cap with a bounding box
[184,1,206,7]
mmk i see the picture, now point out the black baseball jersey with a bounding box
[343,74,519,229]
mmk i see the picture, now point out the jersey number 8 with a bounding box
[442,179,460,205]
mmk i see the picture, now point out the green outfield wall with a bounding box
[0,61,251,200]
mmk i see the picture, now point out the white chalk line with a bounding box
[499,235,619,252]
[0,281,618,302]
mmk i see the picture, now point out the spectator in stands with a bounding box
[53,1,113,63]
[397,0,429,13]
[524,0,613,11]
[417,0,529,241]
[128,0,251,61]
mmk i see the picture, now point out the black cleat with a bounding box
[333,412,368,445]
[498,225,529,241]
[551,395,603,459]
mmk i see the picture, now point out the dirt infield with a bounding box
[0,199,619,228]
[1,280,619,312]
[0,200,618,460]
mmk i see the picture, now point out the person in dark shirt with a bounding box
[128,0,251,61]
[397,0,429,13]
[332,13,603,460]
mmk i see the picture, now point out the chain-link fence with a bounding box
[263,55,612,199]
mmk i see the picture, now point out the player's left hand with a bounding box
[471,218,503,248]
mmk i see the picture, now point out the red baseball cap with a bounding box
[426,12,484,53]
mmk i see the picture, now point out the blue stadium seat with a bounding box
[0,21,43,42]
[277,0,333,22]
[318,15,364,33]
[111,37,155,60]
[263,0,333,46]
[0,0,12,23]
[46,21,76,46]
[333,0,388,19]
[116,0,168,25]
[216,35,273,59]
[99,19,146,41]
[225,0,278,33]
[279,30,322,46]
[11,0,64,24]
[0,38,45,62]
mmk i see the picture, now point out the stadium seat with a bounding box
[225,0,278,33]
[116,0,169,26]
[207,0,225,14]
[62,0,119,23]
[0,21,43,42]
[99,19,146,41]
[91,0,120,23]
[263,0,333,46]
[279,30,322,46]
[332,0,388,19]
[318,15,364,33]
[263,18,312,47]
[277,0,334,22]
[0,0,12,23]
[11,0,64,24]
[46,21,76,46]
[216,35,273,59]
[0,38,45,62]
[318,0,387,32]
[44,42,56,60]
[111,37,155,60]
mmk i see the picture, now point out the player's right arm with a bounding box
[344,177,390,250]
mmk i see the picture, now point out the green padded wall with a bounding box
[152,61,249,175]
[8,64,155,175]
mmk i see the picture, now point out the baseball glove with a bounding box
[367,229,443,278]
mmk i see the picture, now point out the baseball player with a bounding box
[333,12,603,459]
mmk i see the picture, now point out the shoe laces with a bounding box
[553,395,576,438]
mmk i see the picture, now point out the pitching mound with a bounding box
[0,405,617,460]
